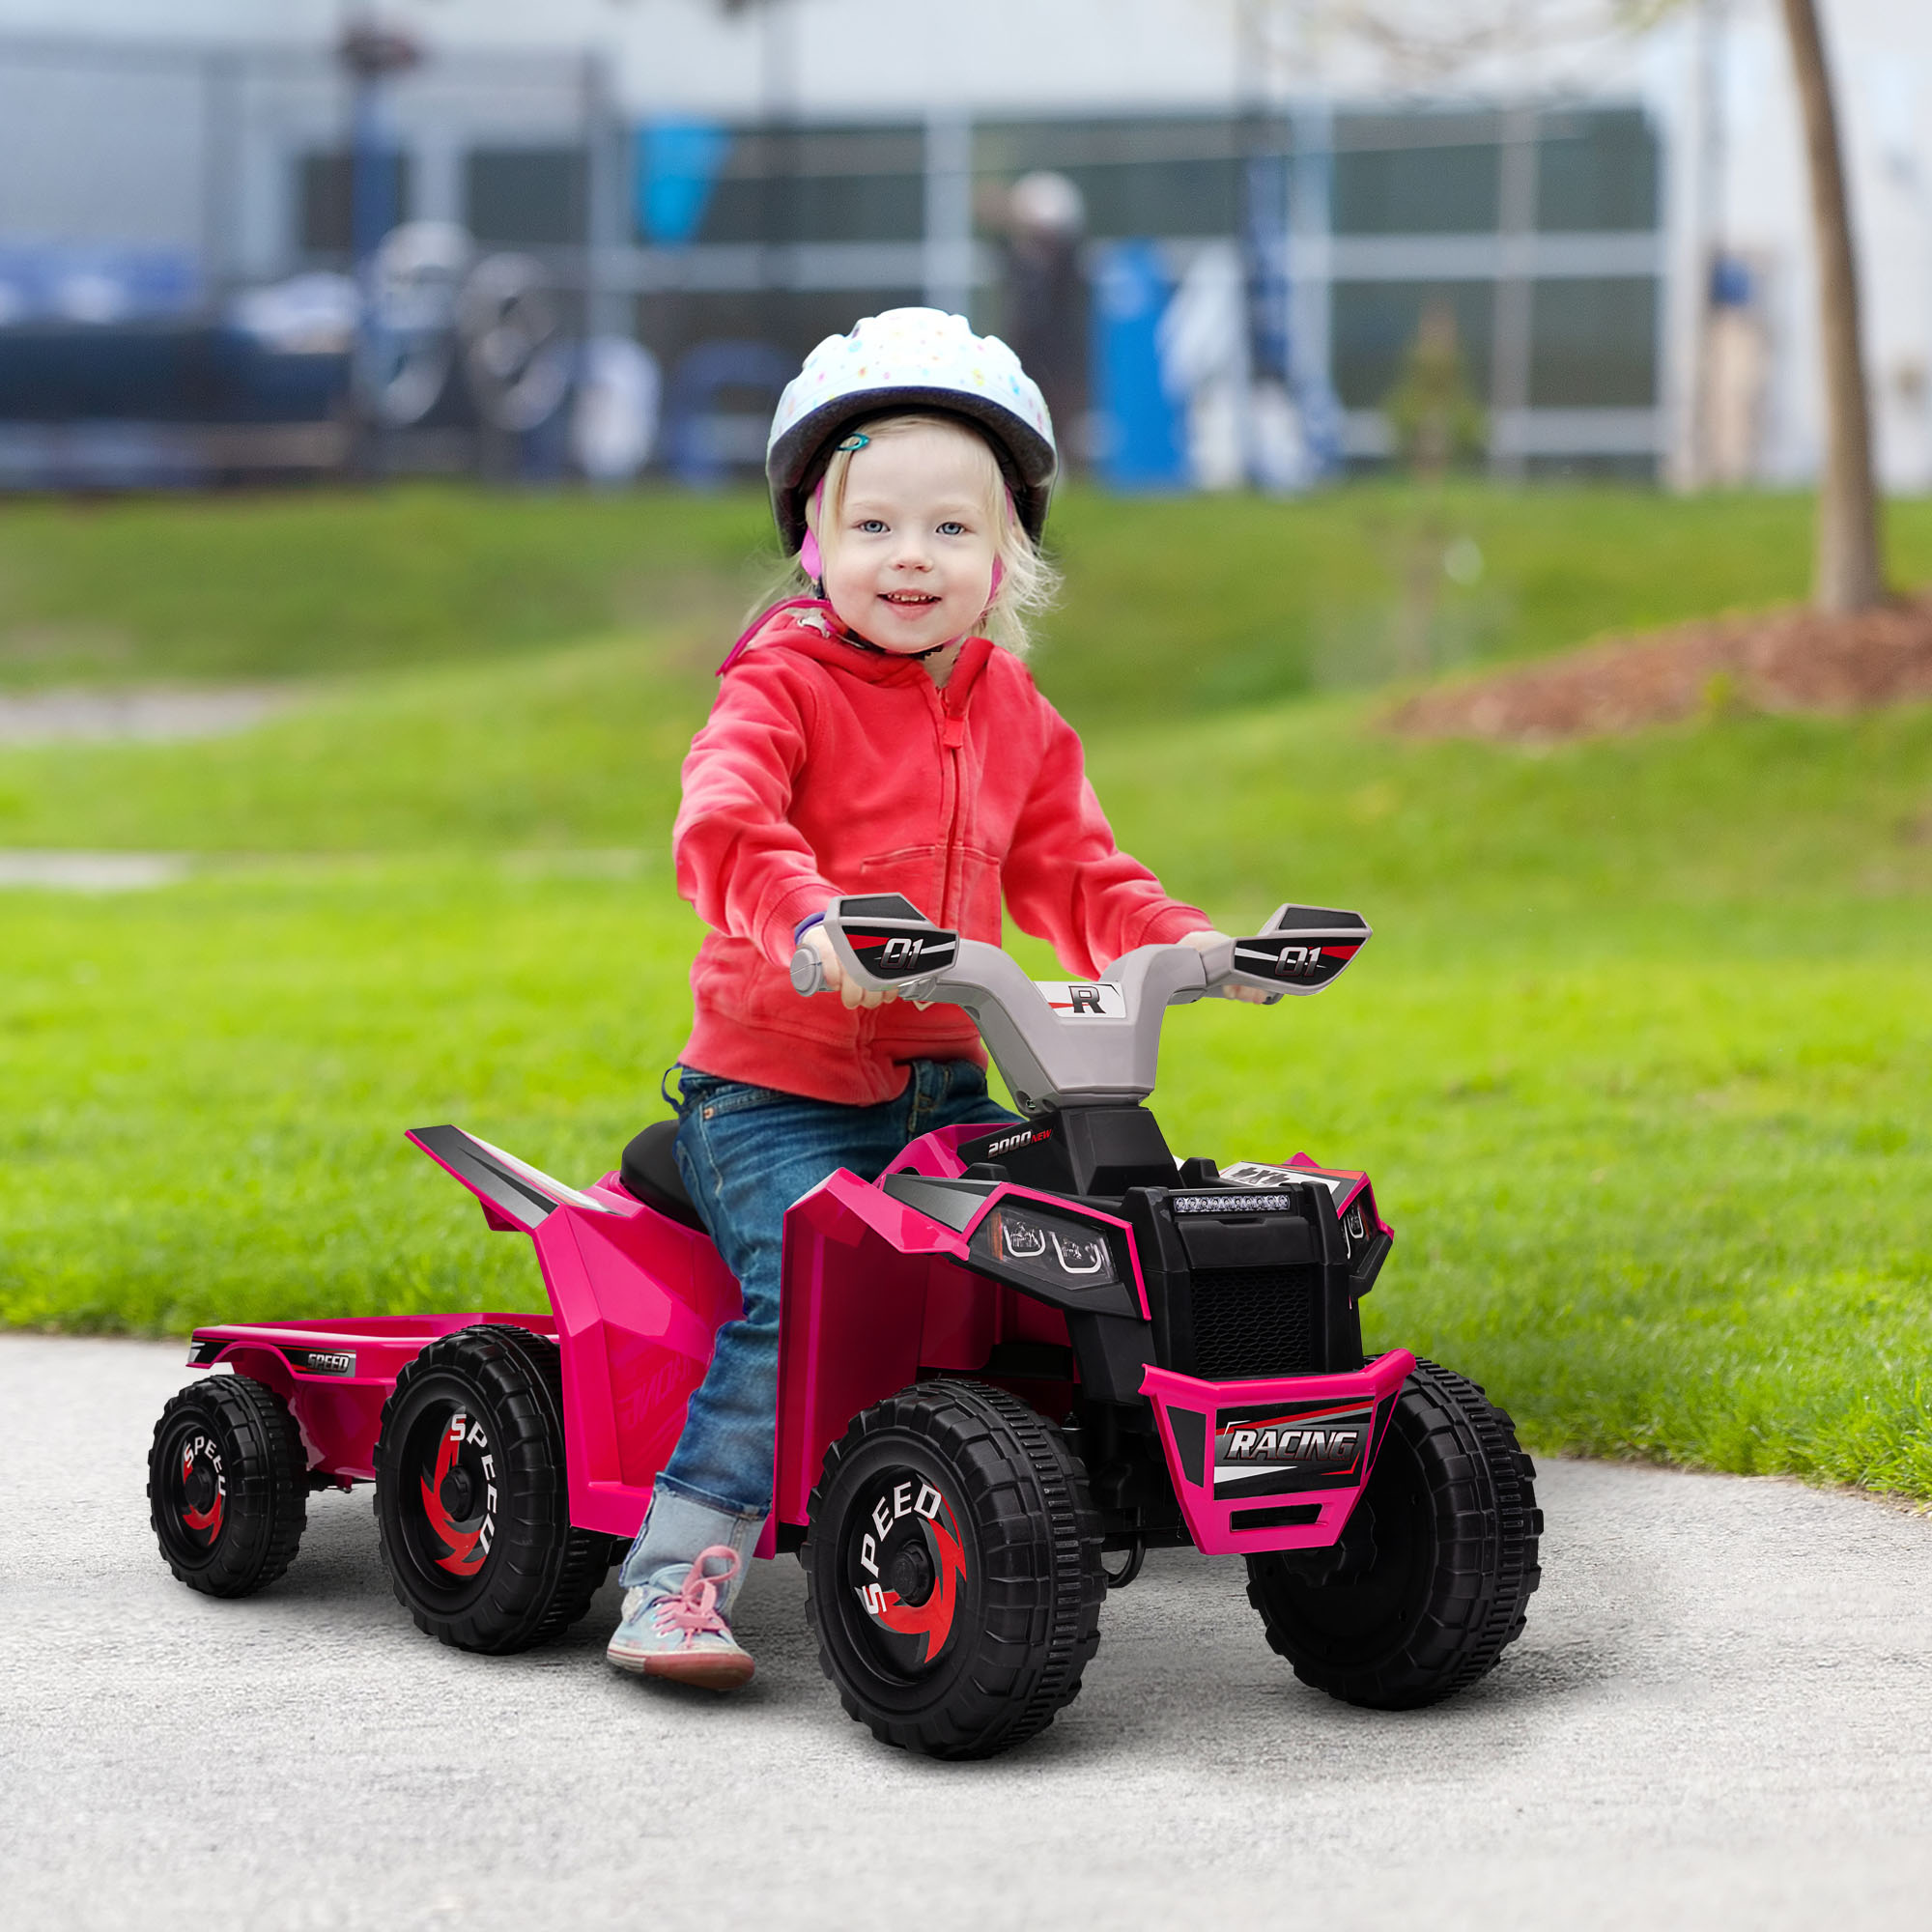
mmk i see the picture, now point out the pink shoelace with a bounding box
[652,1544,742,1646]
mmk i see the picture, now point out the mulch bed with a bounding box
[1383,592,1932,743]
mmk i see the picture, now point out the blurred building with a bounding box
[0,0,1923,493]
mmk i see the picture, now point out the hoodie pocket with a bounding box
[853,842,1005,935]
[950,843,1004,939]
[853,845,945,921]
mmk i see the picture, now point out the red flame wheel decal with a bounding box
[418,1410,491,1577]
[177,1440,224,1545]
[849,1475,971,1670]
[867,1520,968,1661]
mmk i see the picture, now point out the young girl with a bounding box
[607,307,1239,1689]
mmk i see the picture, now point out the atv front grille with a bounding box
[1185,1265,1320,1378]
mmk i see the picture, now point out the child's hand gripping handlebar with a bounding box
[789,895,1371,1113]
[787,895,957,1002]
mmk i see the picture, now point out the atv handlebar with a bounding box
[789,895,1370,1114]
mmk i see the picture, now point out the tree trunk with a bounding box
[1779,0,1885,611]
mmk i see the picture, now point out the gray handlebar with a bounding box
[789,896,1366,1114]
[933,936,1206,1110]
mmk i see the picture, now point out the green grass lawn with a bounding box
[0,486,768,687]
[2,483,1929,1497]
[9,480,1932,722]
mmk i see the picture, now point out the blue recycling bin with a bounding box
[1091,240,1185,491]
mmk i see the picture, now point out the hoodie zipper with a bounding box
[936,687,968,925]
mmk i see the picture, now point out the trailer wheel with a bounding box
[374,1324,608,1654]
[804,1378,1104,1760]
[149,1375,308,1598]
[1245,1359,1543,1709]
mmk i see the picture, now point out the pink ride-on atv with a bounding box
[150,895,1543,1758]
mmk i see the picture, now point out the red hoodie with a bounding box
[673,606,1208,1105]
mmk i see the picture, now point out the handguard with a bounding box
[788,895,958,1000]
[1224,905,1373,999]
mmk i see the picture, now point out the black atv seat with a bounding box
[618,1121,708,1233]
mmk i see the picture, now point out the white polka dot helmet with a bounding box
[765,306,1058,554]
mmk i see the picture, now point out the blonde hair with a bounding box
[781,411,1059,658]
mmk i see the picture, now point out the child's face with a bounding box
[815,424,1000,654]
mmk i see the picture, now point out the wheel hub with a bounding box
[884,1540,935,1605]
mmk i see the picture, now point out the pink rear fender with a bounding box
[406,1126,743,1543]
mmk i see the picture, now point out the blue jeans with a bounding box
[658,1060,1019,1518]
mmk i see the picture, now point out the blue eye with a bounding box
[936,521,967,536]
[857,519,888,534]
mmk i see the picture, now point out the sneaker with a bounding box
[606,1544,754,1690]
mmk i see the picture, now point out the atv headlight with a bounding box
[972,1204,1120,1290]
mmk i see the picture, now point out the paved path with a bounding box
[0,687,288,745]
[5,1334,1931,1930]
[0,851,189,891]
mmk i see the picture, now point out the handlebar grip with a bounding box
[1208,980,1283,1006]
[789,945,827,996]
[1192,933,1237,983]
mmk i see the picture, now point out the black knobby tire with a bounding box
[373,1323,609,1654]
[485,1324,614,1638]
[804,1378,1105,1760]
[149,1374,308,1598]
[1245,1358,1543,1710]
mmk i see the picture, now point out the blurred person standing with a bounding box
[1000,172,1090,471]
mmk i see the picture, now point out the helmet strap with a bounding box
[800,474,832,585]
[833,616,952,663]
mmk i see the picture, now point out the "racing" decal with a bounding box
[1212,1400,1375,1497]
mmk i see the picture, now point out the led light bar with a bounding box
[1169,1193,1301,1214]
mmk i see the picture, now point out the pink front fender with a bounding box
[771,1168,983,1529]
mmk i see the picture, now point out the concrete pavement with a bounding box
[4,1333,1930,1930]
